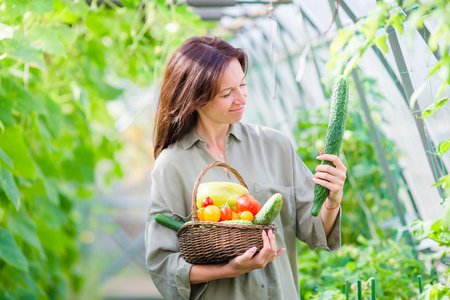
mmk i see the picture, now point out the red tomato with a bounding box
[220,207,233,221]
[201,197,214,207]
[236,194,261,215]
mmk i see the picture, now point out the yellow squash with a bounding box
[196,182,249,209]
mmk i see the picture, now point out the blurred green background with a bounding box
[0,0,448,299]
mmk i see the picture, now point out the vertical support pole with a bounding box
[386,26,447,199]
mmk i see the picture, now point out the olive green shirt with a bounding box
[145,122,341,300]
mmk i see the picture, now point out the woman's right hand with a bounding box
[189,229,285,284]
[227,229,285,275]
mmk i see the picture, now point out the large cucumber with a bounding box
[311,77,349,216]
[254,193,284,225]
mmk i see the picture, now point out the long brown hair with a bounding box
[153,36,248,158]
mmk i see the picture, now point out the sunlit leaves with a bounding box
[3,0,53,18]
[298,239,427,299]
[420,97,448,119]
[437,139,450,157]
[0,126,36,179]
[434,175,450,197]
[0,31,46,69]
[410,218,430,240]
[0,0,211,298]
[374,35,388,54]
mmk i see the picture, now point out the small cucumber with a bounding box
[254,193,284,225]
[155,214,185,231]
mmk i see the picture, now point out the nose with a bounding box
[234,86,247,105]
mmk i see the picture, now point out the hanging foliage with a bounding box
[0,0,211,298]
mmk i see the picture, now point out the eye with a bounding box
[240,83,247,87]
[222,90,232,97]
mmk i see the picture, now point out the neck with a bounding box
[195,122,230,152]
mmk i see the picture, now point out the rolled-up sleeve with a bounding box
[290,140,341,251]
[145,171,207,300]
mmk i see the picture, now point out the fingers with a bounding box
[277,247,286,257]
[312,177,341,194]
[231,246,257,267]
[316,153,347,172]
[314,154,347,187]
[233,230,284,271]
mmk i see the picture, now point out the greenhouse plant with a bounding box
[0,0,448,299]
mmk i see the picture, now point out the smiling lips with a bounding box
[230,107,245,113]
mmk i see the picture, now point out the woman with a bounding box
[145,36,346,299]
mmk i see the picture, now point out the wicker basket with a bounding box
[177,161,276,264]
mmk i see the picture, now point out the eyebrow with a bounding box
[218,74,247,94]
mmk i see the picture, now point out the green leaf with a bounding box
[0,32,45,69]
[330,28,354,55]
[0,227,29,271]
[428,24,446,52]
[442,201,450,229]
[4,78,44,116]
[434,175,450,194]
[4,0,53,17]
[389,13,405,34]
[0,167,20,210]
[42,96,63,137]
[420,97,448,119]
[0,149,13,169]
[28,27,65,56]
[343,54,361,78]
[36,220,67,255]
[428,58,445,78]
[0,126,36,179]
[437,139,450,157]
[42,178,59,204]
[53,1,90,25]
[0,92,15,125]
[7,212,45,256]
[375,35,389,54]
[409,218,430,241]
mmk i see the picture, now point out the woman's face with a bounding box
[197,58,247,125]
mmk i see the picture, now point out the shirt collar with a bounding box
[180,123,243,150]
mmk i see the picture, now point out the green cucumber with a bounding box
[221,220,254,225]
[254,193,284,225]
[311,77,348,216]
[155,214,185,231]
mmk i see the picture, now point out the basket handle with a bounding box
[191,161,248,221]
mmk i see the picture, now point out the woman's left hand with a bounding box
[313,154,347,204]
